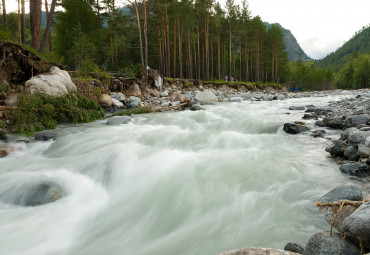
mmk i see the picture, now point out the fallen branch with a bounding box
[315,199,369,211]
[154,102,189,111]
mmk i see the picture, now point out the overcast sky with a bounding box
[4,0,370,60]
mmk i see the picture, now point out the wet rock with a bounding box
[104,106,122,114]
[194,90,218,102]
[21,182,64,206]
[289,106,305,110]
[366,137,370,147]
[344,146,358,159]
[317,185,363,203]
[303,232,360,255]
[358,144,370,158]
[284,243,304,254]
[340,162,368,177]
[315,120,326,127]
[310,129,326,137]
[343,202,370,238]
[0,145,14,158]
[98,94,113,108]
[125,83,141,97]
[325,141,347,157]
[25,66,77,96]
[303,113,317,120]
[323,116,345,129]
[34,130,57,141]
[347,131,370,145]
[107,116,131,125]
[190,104,204,111]
[125,96,141,108]
[283,123,310,134]
[325,205,357,233]
[221,247,300,255]
[230,97,243,102]
[340,127,358,141]
[345,114,369,127]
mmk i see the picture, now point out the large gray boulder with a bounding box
[195,90,218,102]
[323,116,345,129]
[340,162,368,177]
[283,123,310,134]
[325,141,347,157]
[125,96,141,108]
[317,185,363,203]
[34,130,57,141]
[347,131,370,145]
[345,114,369,127]
[343,202,370,238]
[303,232,360,255]
[25,66,77,96]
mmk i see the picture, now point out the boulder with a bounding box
[126,96,141,108]
[323,116,345,129]
[345,114,369,127]
[289,106,305,110]
[25,66,77,96]
[315,120,326,127]
[107,116,131,125]
[284,243,304,254]
[344,146,358,159]
[366,137,370,147]
[230,97,243,102]
[34,130,57,141]
[325,141,347,157]
[340,128,358,141]
[317,185,363,203]
[358,144,370,158]
[310,130,326,138]
[111,98,124,108]
[111,92,126,102]
[347,131,370,145]
[221,247,300,255]
[283,123,310,134]
[340,162,368,177]
[303,232,360,255]
[324,205,357,233]
[126,83,141,97]
[195,90,218,102]
[190,104,204,111]
[98,94,113,108]
[343,202,370,238]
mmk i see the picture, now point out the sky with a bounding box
[4,0,370,60]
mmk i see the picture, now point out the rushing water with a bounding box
[0,94,363,255]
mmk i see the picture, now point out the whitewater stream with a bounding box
[0,94,364,255]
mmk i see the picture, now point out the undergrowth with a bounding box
[7,92,104,136]
[111,106,153,117]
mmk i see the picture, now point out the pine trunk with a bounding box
[17,0,21,43]
[40,0,56,53]
[21,0,26,44]
[2,0,7,28]
[30,0,42,50]
[218,31,221,80]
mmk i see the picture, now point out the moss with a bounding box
[6,92,105,136]
[111,106,153,117]
[183,80,192,87]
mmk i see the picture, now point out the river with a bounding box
[0,94,361,255]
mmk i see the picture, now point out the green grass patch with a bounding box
[111,106,153,117]
[7,92,105,136]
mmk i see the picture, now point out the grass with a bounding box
[110,106,153,117]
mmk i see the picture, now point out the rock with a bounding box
[160,90,169,97]
[126,96,141,108]
[289,106,305,110]
[13,182,63,207]
[230,97,243,102]
[221,247,300,255]
[294,121,306,125]
[125,83,141,97]
[190,105,204,111]
[303,232,360,255]
[343,202,370,238]
[194,90,218,102]
[34,130,57,141]
[340,162,368,177]
[0,145,14,158]
[315,120,326,127]
[98,94,113,108]
[284,243,304,254]
[358,144,370,158]
[107,116,131,125]
[305,104,316,109]
[111,98,124,108]
[345,114,369,127]
[340,128,358,141]
[347,131,370,145]
[104,106,122,114]
[325,141,347,157]
[325,205,357,233]
[25,66,77,96]
[283,123,310,134]
[310,129,326,137]
[4,93,18,106]
[0,128,7,140]
[366,137,370,147]
[317,185,363,203]
[323,116,345,129]
[344,146,358,159]
[111,92,125,102]
[303,114,317,120]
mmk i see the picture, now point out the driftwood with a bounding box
[315,200,369,211]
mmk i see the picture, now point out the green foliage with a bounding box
[78,59,100,77]
[0,121,6,128]
[0,28,12,42]
[111,106,153,117]
[118,64,142,79]
[335,53,369,89]
[7,92,104,136]
[0,82,11,93]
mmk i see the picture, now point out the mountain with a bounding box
[316,25,370,71]
[264,22,312,62]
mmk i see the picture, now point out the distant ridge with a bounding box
[316,25,370,71]
[264,22,312,62]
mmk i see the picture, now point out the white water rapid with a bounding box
[0,94,362,255]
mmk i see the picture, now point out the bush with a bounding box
[7,92,105,136]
